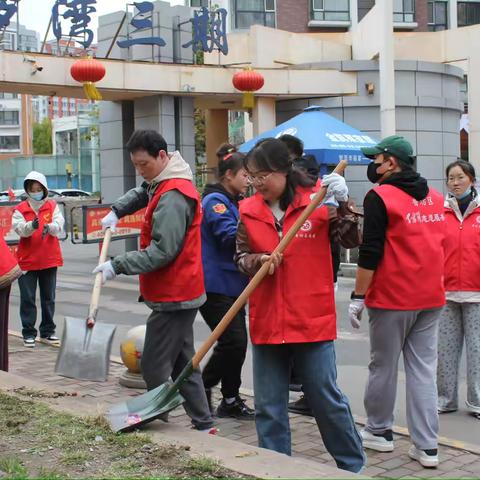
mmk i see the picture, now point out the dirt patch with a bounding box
[0,391,247,479]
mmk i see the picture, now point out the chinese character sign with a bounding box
[52,0,97,49]
[183,7,228,55]
[117,1,166,49]
[0,0,17,29]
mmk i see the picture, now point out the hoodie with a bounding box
[358,170,430,270]
[12,171,64,239]
[111,152,205,310]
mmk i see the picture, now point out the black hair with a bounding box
[446,159,476,183]
[126,130,168,157]
[217,152,245,179]
[278,134,304,158]
[294,154,320,182]
[244,138,314,211]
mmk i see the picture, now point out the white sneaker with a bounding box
[408,445,439,468]
[360,429,394,452]
[23,338,35,348]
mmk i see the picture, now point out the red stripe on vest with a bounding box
[15,200,63,271]
[366,185,446,310]
[444,206,480,292]
[240,188,336,345]
[139,178,205,303]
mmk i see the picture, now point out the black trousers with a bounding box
[0,286,11,372]
[141,307,213,430]
[200,293,248,399]
[18,267,57,339]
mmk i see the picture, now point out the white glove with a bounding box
[101,210,119,233]
[322,193,339,208]
[348,298,365,329]
[92,261,116,284]
[321,173,348,202]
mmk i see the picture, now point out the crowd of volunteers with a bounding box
[1,128,479,473]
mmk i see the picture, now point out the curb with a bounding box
[8,330,480,456]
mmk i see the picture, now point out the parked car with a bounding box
[0,189,61,202]
[50,189,92,197]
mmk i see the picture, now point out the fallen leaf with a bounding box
[235,451,258,458]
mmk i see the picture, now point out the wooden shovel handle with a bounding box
[192,160,348,368]
[87,228,113,327]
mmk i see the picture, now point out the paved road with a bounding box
[8,241,478,448]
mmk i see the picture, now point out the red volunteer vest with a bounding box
[444,205,480,291]
[366,185,445,310]
[139,178,205,303]
[0,235,18,278]
[240,188,336,345]
[15,200,63,271]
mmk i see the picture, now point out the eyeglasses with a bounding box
[247,172,273,185]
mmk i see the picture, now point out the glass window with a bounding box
[458,2,480,26]
[233,0,276,29]
[0,111,19,125]
[0,136,20,150]
[394,0,415,22]
[190,0,208,6]
[311,0,350,21]
[428,0,448,30]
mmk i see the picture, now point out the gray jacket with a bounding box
[111,152,206,311]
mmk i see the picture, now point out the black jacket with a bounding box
[358,170,429,270]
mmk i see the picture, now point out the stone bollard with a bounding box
[119,325,147,389]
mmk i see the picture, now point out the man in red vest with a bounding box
[94,130,215,433]
[348,136,445,468]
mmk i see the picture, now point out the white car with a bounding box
[50,189,92,197]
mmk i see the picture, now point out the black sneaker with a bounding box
[288,395,313,416]
[23,337,35,348]
[41,335,60,345]
[216,396,255,420]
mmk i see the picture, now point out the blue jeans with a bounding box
[252,341,365,473]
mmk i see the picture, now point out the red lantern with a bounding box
[71,57,106,101]
[232,68,265,109]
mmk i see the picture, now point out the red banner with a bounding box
[85,207,145,241]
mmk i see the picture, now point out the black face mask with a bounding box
[367,161,384,184]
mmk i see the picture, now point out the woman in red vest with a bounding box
[440,160,480,419]
[12,171,64,348]
[235,138,364,473]
[0,236,22,371]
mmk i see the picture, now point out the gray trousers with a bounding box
[141,307,214,430]
[364,307,441,450]
[437,301,480,413]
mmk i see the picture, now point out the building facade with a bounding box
[187,0,480,32]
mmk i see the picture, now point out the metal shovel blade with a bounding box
[106,382,185,433]
[55,316,116,382]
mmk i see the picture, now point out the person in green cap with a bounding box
[348,135,446,468]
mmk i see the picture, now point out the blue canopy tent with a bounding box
[239,106,377,175]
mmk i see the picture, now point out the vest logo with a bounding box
[43,213,52,222]
[476,216,480,224]
[405,212,445,224]
[300,220,312,232]
[212,203,227,214]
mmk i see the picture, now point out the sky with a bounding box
[17,0,184,43]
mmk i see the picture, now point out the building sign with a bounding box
[82,205,145,243]
[0,0,229,56]
[182,7,228,55]
[52,0,97,49]
[117,1,166,49]
[0,0,17,29]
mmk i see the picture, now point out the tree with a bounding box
[33,118,53,154]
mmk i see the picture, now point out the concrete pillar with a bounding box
[134,95,196,172]
[449,0,458,29]
[99,100,136,255]
[252,98,276,137]
[379,0,396,137]
[468,52,480,173]
[205,109,229,180]
[350,0,359,28]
